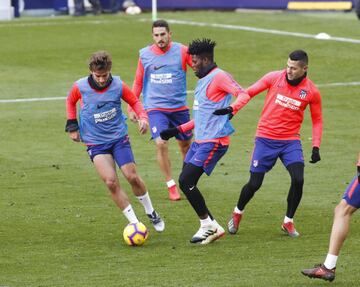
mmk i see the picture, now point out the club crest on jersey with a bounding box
[299,89,307,99]
[252,160,258,167]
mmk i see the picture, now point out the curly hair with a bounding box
[88,51,112,72]
[188,38,216,60]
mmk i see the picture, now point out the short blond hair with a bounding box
[88,51,112,72]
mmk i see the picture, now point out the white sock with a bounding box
[136,192,154,215]
[166,179,176,188]
[284,216,293,223]
[234,206,243,214]
[200,216,213,227]
[324,253,338,270]
[122,204,139,223]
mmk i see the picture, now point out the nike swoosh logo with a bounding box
[97,103,106,109]
[189,186,195,191]
[154,65,166,71]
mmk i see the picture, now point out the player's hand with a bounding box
[160,127,179,141]
[129,111,139,123]
[69,131,80,142]
[138,119,148,135]
[65,119,79,132]
[213,106,234,120]
[357,165,360,184]
[309,147,321,164]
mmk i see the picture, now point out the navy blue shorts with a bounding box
[342,176,360,208]
[86,135,135,167]
[184,142,228,176]
[250,137,304,173]
[147,109,193,141]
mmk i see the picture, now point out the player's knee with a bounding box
[156,139,168,150]
[178,173,193,193]
[291,174,304,187]
[334,200,353,217]
[104,177,117,190]
[248,178,262,191]
[178,173,186,191]
[125,173,141,187]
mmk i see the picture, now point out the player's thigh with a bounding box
[184,142,198,164]
[148,110,171,140]
[342,176,360,209]
[169,110,193,141]
[92,154,118,181]
[280,140,304,167]
[250,138,279,173]
[336,199,358,216]
[119,162,139,180]
[112,136,135,168]
[187,142,228,176]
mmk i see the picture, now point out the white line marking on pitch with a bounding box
[1,82,359,104]
[0,97,66,103]
[166,19,360,44]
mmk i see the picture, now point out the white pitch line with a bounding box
[317,81,360,87]
[0,97,66,103]
[166,19,360,44]
[1,82,359,104]
[0,19,121,28]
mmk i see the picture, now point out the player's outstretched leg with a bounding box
[121,162,165,232]
[301,264,335,282]
[228,172,264,234]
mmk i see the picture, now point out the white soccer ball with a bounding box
[125,5,142,15]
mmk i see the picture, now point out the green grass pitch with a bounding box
[0,10,359,286]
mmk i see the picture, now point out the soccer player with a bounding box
[227,50,323,237]
[160,38,251,244]
[301,153,360,282]
[129,19,193,201]
[65,51,164,233]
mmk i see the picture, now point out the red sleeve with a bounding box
[246,71,276,98]
[309,88,323,148]
[181,45,192,70]
[122,82,148,121]
[207,72,251,114]
[132,58,144,98]
[66,83,82,119]
[128,58,144,114]
[178,119,195,133]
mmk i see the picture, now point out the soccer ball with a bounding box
[125,5,142,15]
[123,222,149,246]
